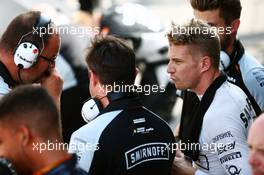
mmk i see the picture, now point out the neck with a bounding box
[225,35,236,55]
[30,139,71,173]
[192,69,221,95]
[101,95,110,108]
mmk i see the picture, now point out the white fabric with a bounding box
[0,76,11,98]
[238,51,264,111]
[195,81,255,175]
[68,110,122,172]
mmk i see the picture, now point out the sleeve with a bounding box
[195,169,208,175]
[208,114,252,175]
[243,67,264,111]
[69,130,98,173]
[0,78,11,97]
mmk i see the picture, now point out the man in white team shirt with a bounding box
[168,19,255,175]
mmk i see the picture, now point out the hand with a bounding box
[171,153,196,175]
[40,68,63,110]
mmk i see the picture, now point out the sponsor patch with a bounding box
[217,141,236,155]
[212,131,233,143]
[225,165,241,175]
[125,142,169,169]
[220,152,242,164]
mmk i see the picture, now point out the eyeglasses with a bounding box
[39,55,56,64]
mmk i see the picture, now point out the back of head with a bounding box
[190,0,242,25]
[79,0,99,14]
[86,35,136,86]
[0,85,61,140]
[167,19,220,69]
[0,11,54,54]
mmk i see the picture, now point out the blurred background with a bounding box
[1,0,263,133]
[1,0,264,63]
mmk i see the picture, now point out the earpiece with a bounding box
[81,98,103,123]
[81,92,134,123]
[13,13,51,69]
[219,51,231,71]
[14,42,39,69]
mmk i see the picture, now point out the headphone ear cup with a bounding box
[14,42,39,69]
[81,98,103,123]
[220,51,231,71]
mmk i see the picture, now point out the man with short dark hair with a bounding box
[0,85,87,175]
[190,0,264,114]
[168,19,255,175]
[0,11,63,108]
[69,35,175,175]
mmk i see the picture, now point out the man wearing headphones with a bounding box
[0,11,63,108]
[182,0,264,119]
[69,36,175,175]
[0,85,87,175]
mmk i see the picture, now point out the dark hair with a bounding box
[0,85,61,139]
[0,11,54,53]
[86,35,136,85]
[79,0,99,14]
[167,19,220,69]
[190,0,242,25]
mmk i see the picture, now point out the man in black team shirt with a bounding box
[69,35,175,175]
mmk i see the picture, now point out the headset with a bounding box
[13,13,51,69]
[81,91,135,123]
[219,51,231,71]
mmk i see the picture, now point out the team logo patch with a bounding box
[225,165,241,175]
[220,152,242,164]
[125,142,169,169]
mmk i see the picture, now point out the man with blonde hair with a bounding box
[168,19,255,174]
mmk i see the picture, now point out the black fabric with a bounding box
[225,40,262,115]
[61,85,89,143]
[0,61,17,88]
[179,74,227,161]
[101,93,142,115]
[0,157,17,175]
[59,30,91,143]
[88,96,175,175]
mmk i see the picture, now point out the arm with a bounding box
[69,131,96,173]
[244,67,264,111]
[40,68,63,110]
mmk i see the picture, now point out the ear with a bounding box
[135,68,139,76]
[200,56,211,73]
[16,125,31,147]
[230,19,240,34]
[90,71,100,87]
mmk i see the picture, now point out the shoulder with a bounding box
[0,76,11,96]
[239,51,264,77]
[70,110,123,141]
[204,81,254,129]
[209,81,248,110]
